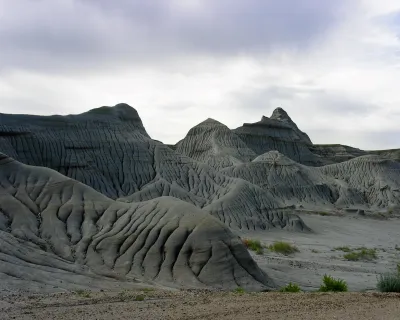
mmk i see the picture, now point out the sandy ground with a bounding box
[1,290,399,320]
[240,213,400,291]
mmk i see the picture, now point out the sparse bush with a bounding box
[311,249,319,253]
[279,283,301,293]
[377,273,400,293]
[395,245,400,251]
[142,287,155,292]
[319,274,348,292]
[242,239,264,254]
[268,241,299,255]
[334,246,352,252]
[233,287,245,294]
[135,294,145,301]
[343,248,377,261]
[75,289,91,298]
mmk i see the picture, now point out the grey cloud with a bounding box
[231,85,375,116]
[0,0,349,73]
[308,129,400,150]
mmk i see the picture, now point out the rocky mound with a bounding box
[0,104,307,232]
[319,155,400,208]
[0,153,274,292]
[221,151,364,209]
[175,118,256,169]
[232,108,324,166]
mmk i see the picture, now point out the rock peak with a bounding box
[270,107,291,121]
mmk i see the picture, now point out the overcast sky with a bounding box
[1,0,400,149]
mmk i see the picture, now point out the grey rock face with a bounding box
[221,151,339,208]
[221,151,400,209]
[0,104,306,233]
[319,155,400,208]
[176,118,256,169]
[0,103,398,293]
[0,153,274,291]
[233,108,323,166]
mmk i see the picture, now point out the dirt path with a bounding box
[1,290,399,320]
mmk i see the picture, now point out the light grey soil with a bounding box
[1,290,399,320]
[240,213,400,291]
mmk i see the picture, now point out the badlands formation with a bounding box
[0,103,399,294]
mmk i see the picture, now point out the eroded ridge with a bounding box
[0,153,274,291]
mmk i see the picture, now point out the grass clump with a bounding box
[377,273,400,292]
[343,248,377,261]
[135,294,145,301]
[334,246,352,252]
[233,287,245,294]
[319,274,348,292]
[268,241,299,255]
[279,283,301,293]
[75,289,91,298]
[242,239,264,255]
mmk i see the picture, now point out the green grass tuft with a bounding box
[334,246,352,252]
[343,248,377,261]
[319,274,348,292]
[268,241,299,255]
[233,287,245,294]
[75,289,91,298]
[135,294,145,301]
[242,239,264,254]
[279,283,301,293]
[377,273,400,292]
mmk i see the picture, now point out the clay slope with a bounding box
[0,104,307,232]
[175,118,256,169]
[221,151,400,210]
[221,151,364,209]
[0,153,275,291]
[319,155,400,208]
[233,108,325,166]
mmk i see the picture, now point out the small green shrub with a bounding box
[311,249,319,253]
[319,274,348,292]
[343,248,377,261]
[233,287,245,294]
[377,273,400,293]
[334,246,351,252]
[135,294,145,301]
[279,283,301,292]
[75,289,91,298]
[242,239,264,254]
[268,241,299,255]
[395,245,400,251]
[142,287,155,292]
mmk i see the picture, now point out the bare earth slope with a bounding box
[0,153,274,292]
[232,108,325,166]
[175,118,256,170]
[0,104,307,232]
[221,151,400,210]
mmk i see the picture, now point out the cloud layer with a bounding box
[0,0,399,149]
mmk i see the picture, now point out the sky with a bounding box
[1,0,400,150]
